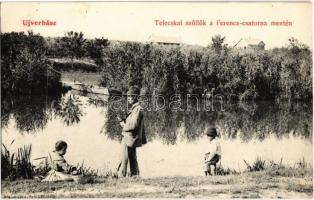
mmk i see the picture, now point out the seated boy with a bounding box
[42,140,79,182]
[204,126,221,176]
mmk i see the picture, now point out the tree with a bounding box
[279,38,312,100]
[210,35,227,54]
[85,37,109,66]
[60,31,86,67]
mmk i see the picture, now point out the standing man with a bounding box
[117,86,147,177]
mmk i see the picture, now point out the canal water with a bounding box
[1,90,312,177]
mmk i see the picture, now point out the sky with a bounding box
[1,2,312,49]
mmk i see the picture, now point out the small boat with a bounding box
[108,88,123,96]
[71,89,110,102]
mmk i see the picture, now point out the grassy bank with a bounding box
[49,58,100,73]
[61,72,102,85]
[2,172,312,198]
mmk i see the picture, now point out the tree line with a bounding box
[100,36,312,101]
[1,31,312,101]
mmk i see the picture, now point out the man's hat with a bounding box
[126,86,140,96]
[139,88,148,97]
[206,126,217,137]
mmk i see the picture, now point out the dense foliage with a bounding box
[1,32,61,95]
[100,36,312,101]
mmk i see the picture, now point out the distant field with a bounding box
[61,72,102,85]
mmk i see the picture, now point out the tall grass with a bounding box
[244,157,266,172]
[267,157,313,177]
[33,156,51,178]
[1,143,34,180]
[1,142,15,180]
[75,161,98,176]
[15,145,34,179]
[215,163,239,175]
[243,157,312,177]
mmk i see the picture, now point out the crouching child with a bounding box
[42,140,80,182]
[204,126,221,176]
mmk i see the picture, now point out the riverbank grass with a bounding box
[2,171,312,198]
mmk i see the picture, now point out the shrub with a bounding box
[1,31,61,95]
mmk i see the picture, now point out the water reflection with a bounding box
[1,92,85,133]
[1,94,61,132]
[1,91,312,143]
[57,94,84,126]
[216,101,312,142]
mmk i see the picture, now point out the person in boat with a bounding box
[204,126,221,176]
[42,140,80,182]
[116,86,147,177]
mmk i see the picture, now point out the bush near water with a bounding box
[1,32,61,95]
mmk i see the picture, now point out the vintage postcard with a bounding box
[1,2,313,198]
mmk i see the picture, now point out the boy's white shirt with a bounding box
[207,138,221,156]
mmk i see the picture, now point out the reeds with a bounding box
[15,145,34,179]
[33,156,51,177]
[215,163,239,175]
[244,157,266,172]
[75,161,98,176]
[267,157,312,177]
[1,142,34,180]
[1,142,15,180]
[244,157,312,177]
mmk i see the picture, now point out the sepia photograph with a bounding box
[1,2,313,198]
